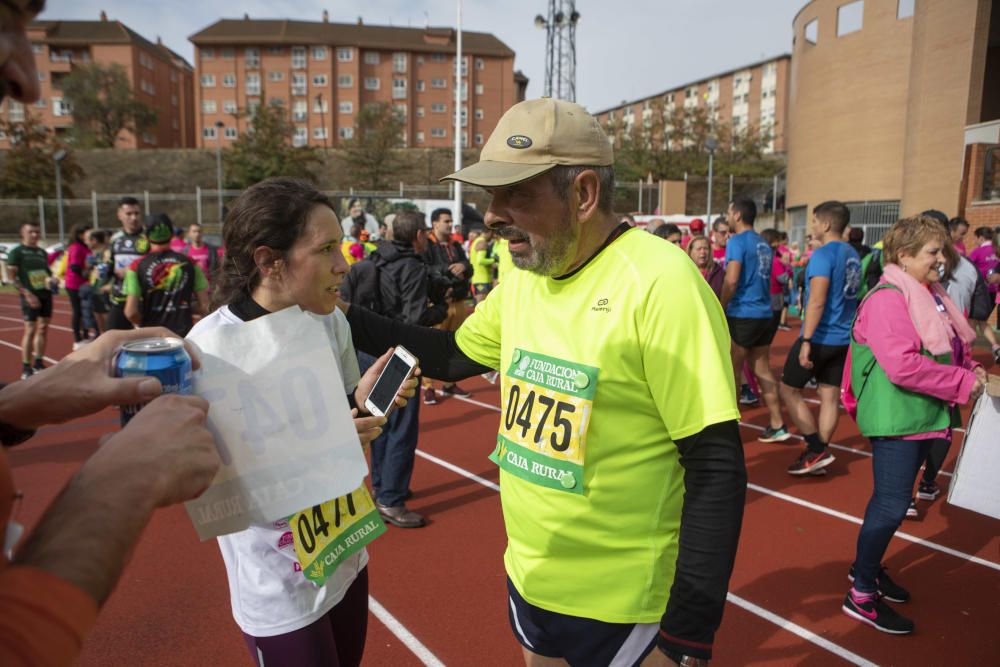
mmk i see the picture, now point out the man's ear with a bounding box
[574,169,601,223]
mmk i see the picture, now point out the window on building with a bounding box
[416,106,425,118]
[431,53,446,63]
[365,77,380,90]
[313,127,328,140]
[475,58,485,71]
[34,97,45,108]
[247,100,260,115]
[245,48,260,68]
[246,73,261,95]
[201,74,216,87]
[474,108,484,120]
[339,101,353,114]
[202,48,215,60]
[431,103,446,113]
[431,127,446,138]
[293,100,308,122]
[897,0,914,19]
[337,47,354,62]
[222,73,236,88]
[392,78,406,99]
[170,70,177,82]
[52,98,72,117]
[270,97,285,108]
[172,118,178,129]
[431,78,447,89]
[268,71,285,82]
[475,133,483,145]
[9,101,23,122]
[837,1,864,36]
[804,19,819,44]
[223,100,238,114]
[202,100,217,114]
[313,98,329,113]
[292,73,307,96]
[394,103,407,116]
[312,74,328,87]
[363,51,380,65]
[293,127,307,147]
[221,47,234,59]
[291,46,307,69]
[171,94,178,107]
[203,126,217,139]
[393,53,406,73]
[416,80,425,92]
[312,46,327,61]
[338,74,353,88]
[339,126,354,139]
[475,83,484,96]
[416,130,425,143]
[224,127,237,139]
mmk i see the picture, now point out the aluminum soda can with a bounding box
[113,337,193,426]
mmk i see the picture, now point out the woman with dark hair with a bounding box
[842,215,985,634]
[189,177,418,667]
[64,223,92,349]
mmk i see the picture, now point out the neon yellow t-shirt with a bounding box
[470,238,496,285]
[492,238,514,284]
[455,228,738,623]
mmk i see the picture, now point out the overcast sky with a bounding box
[44,0,805,112]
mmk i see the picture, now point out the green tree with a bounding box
[222,102,321,189]
[59,62,158,148]
[0,112,84,198]
[342,102,406,190]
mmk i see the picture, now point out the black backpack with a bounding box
[342,258,383,314]
[969,265,994,322]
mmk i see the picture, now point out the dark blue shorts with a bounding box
[506,577,659,666]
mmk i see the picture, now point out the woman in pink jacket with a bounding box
[64,224,92,349]
[842,215,986,635]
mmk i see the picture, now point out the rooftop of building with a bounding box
[189,17,515,58]
[593,53,791,117]
[29,16,193,70]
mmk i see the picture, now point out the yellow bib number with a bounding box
[27,270,48,290]
[289,485,386,586]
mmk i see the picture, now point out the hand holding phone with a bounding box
[362,346,419,418]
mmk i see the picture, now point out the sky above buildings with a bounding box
[45,0,805,112]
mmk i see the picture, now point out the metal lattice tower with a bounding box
[535,1,580,102]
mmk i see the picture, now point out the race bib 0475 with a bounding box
[290,485,386,586]
[490,349,598,494]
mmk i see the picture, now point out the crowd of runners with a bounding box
[1,2,998,667]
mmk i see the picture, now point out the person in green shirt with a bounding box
[340,98,746,667]
[469,226,496,302]
[7,221,55,379]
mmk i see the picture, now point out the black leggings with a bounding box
[66,288,84,342]
[921,437,951,484]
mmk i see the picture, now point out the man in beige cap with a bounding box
[341,98,745,666]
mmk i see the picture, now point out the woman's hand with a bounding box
[352,408,386,452]
[354,347,422,412]
[969,372,986,403]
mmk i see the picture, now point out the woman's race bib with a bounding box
[289,485,385,586]
[489,348,598,494]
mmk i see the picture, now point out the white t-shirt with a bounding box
[944,255,979,317]
[187,305,367,637]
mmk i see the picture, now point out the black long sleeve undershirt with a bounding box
[658,419,747,660]
[346,304,491,380]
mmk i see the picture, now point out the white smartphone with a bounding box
[363,346,418,418]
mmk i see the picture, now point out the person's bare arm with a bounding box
[195,288,209,316]
[798,276,829,369]
[12,394,219,605]
[720,260,742,310]
[124,294,141,326]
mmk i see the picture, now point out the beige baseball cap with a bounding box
[442,97,613,188]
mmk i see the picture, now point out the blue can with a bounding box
[114,337,193,426]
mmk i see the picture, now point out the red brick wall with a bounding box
[961,142,1000,233]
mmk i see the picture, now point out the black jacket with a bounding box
[342,240,447,327]
[422,236,473,300]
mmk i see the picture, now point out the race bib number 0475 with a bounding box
[490,349,598,494]
[290,485,385,586]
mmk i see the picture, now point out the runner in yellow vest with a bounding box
[339,99,745,666]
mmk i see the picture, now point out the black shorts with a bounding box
[472,282,492,297]
[20,292,52,321]
[506,578,658,666]
[782,338,849,388]
[90,289,109,314]
[727,316,776,349]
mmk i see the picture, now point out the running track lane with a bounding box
[2,292,999,665]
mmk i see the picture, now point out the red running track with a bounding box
[3,292,999,666]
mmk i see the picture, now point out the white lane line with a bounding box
[449,394,994,571]
[0,314,74,333]
[0,338,59,364]
[747,483,1000,572]
[0,302,73,316]
[369,595,446,667]
[0,326,26,333]
[738,421,954,479]
[726,594,877,667]
[426,396,881,665]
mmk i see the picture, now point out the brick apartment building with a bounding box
[594,55,791,155]
[0,12,196,149]
[189,13,527,150]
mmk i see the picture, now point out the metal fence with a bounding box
[787,200,899,250]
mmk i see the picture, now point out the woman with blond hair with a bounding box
[842,215,986,635]
[686,234,724,298]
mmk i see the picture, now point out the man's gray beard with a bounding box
[512,227,578,276]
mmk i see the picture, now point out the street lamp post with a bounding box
[53,149,67,243]
[453,0,463,235]
[316,93,328,150]
[705,137,718,222]
[214,120,225,223]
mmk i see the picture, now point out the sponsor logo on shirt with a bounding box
[591,297,611,314]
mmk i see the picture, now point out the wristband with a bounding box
[801,338,811,344]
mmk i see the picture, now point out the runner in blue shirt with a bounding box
[780,201,861,475]
[721,197,790,442]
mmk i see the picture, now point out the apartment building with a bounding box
[594,55,791,155]
[190,14,524,149]
[1,12,196,149]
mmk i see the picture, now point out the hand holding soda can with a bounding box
[113,337,194,425]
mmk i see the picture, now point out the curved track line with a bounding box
[369,596,447,667]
